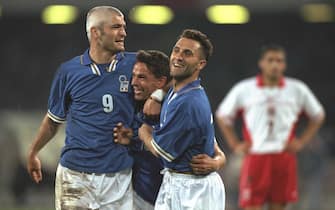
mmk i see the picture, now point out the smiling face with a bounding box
[131,62,162,101]
[95,13,127,53]
[170,37,206,81]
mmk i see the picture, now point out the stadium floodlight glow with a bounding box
[301,4,334,23]
[206,5,250,24]
[42,5,78,24]
[129,5,174,24]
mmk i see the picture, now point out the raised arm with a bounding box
[143,81,172,119]
[138,123,158,157]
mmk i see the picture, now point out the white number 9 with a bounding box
[102,94,113,113]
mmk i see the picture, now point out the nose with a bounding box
[272,60,280,68]
[120,27,127,37]
[173,51,183,62]
[131,77,138,86]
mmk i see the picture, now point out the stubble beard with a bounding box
[172,67,196,82]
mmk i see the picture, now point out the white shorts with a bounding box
[133,191,154,210]
[55,164,133,210]
[155,170,225,210]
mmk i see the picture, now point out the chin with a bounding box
[107,46,124,53]
[171,72,183,79]
[113,48,124,53]
[134,96,144,101]
[173,72,193,81]
[270,74,281,80]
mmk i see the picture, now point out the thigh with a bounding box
[100,168,133,210]
[55,164,97,210]
[200,173,226,210]
[270,153,298,204]
[239,154,271,208]
[171,172,225,210]
[154,173,172,210]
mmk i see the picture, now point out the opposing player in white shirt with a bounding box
[216,44,325,210]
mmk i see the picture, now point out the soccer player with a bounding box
[27,6,141,209]
[138,29,226,210]
[215,44,325,210]
[114,50,226,210]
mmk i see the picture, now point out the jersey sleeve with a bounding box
[216,83,242,125]
[47,66,69,123]
[151,104,198,162]
[300,83,325,120]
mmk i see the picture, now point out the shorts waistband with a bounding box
[85,168,131,177]
[168,169,194,175]
[164,168,211,178]
[59,164,131,177]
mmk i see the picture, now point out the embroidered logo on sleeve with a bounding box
[119,75,129,92]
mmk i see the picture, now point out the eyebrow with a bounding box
[110,23,126,27]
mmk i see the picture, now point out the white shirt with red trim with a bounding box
[216,76,324,154]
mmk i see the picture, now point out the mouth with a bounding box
[115,40,124,45]
[133,87,143,95]
[171,62,185,69]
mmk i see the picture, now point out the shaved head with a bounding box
[86,6,124,41]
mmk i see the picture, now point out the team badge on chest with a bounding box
[119,75,129,92]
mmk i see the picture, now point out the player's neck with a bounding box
[89,47,117,64]
[262,75,281,87]
[173,74,198,92]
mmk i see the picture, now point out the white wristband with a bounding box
[150,89,165,102]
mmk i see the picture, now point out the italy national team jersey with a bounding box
[216,75,324,154]
[130,110,163,205]
[151,79,215,172]
[47,49,136,173]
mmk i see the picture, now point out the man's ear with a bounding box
[156,76,167,89]
[258,59,263,70]
[198,60,207,71]
[91,27,101,39]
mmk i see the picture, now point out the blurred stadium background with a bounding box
[0,0,334,209]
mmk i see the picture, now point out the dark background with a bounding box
[1,7,334,124]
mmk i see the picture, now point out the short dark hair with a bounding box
[179,29,213,61]
[259,44,286,59]
[136,50,171,83]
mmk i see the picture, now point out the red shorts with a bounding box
[239,152,298,208]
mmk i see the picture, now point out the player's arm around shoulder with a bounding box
[143,81,172,119]
[113,122,134,145]
[190,142,226,175]
[138,123,159,157]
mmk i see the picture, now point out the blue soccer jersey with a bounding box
[47,49,136,173]
[130,111,163,205]
[152,79,215,172]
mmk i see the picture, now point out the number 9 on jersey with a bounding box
[102,94,113,113]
